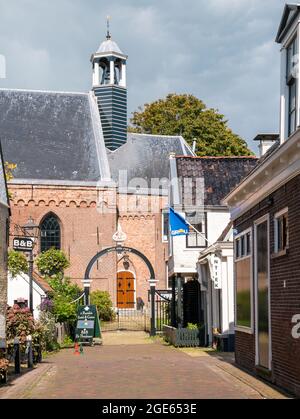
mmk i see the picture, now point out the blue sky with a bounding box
[0,0,290,152]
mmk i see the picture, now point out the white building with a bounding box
[7,271,52,319]
[168,154,257,337]
[197,223,235,350]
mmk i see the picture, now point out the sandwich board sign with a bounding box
[75,305,101,344]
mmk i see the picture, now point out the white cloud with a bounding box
[0,0,289,151]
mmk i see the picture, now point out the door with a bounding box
[255,216,271,370]
[117,272,135,309]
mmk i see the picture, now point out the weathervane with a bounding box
[106,15,111,40]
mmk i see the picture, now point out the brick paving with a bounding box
[0,332,288,399]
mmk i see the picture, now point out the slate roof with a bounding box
[108,133,194,189]
[176,156,258,207]
[0,89,110,183]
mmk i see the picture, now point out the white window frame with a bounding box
[234,228,254,334]
[274,207,289,254]
[162,210,169,243]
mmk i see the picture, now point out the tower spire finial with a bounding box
[106,15,111,40]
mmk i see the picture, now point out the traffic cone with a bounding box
[74,342,80,355]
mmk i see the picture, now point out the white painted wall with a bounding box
[169,210,230,275]
[7,274,46,320]
[197,247,234,346]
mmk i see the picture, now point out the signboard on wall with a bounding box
[13,237,34,252]
[212,255,222,290]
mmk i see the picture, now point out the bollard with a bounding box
[80,343,84,355]
[14,338,21,374]
[26,335,34,369]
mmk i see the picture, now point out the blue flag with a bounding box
[169,208,189,236]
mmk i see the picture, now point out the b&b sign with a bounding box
[13,237,34,252]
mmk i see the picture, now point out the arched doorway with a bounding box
[117,271,135,309]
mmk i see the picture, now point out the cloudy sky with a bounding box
[0,0,290,152]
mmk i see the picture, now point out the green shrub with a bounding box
[61,336,74,348]
[46,276,82,324]
[37,311,58,352]
[90,291,115,322]
[6,305,35,348]
[187,323,201,330]
[8,250,28,278]
[36,249,70,277]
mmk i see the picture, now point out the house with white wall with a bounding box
[7,271,52,319]
[197,222,235,351]
[168,155,257,333]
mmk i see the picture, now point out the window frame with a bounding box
[274,207,289,255]
[234,227,254,334]
[162,210,169,243]
[286,36,298,136]
[40,213,61,253]
[186,213,208,249]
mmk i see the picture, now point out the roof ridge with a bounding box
[128,132,182,139]
[0,87,88,96]
[175,155,258,159]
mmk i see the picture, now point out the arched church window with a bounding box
[40,214,61,253]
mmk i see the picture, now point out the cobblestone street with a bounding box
[0,332,288,399]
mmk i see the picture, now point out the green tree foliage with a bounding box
[129,93,253,157]
[4,162,16,200]
[36,248,70,277]
[47,276,82,323]
[8,250,28,278]
[90,291,116,322]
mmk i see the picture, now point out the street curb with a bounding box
[214,360,290,400]
[0,363,53,399]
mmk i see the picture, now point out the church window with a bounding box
[40,214,61,253]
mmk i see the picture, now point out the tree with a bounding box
[8,250,28,278]
[36,248,70,277]
[129,93,253,157]
[90,291,115,322]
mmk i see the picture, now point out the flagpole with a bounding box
[185,220,217,249]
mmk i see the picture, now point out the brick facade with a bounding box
[234,175,300,397]
[9,184,168,307]
[0,204,9,341]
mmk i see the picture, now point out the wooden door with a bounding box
[117,272,135,309]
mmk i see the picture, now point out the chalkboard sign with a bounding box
[75,305,101,343]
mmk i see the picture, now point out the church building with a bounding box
[0,28,194,310]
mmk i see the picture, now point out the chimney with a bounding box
[253,134,279,158]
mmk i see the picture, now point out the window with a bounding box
[274,209,289,254]
[186,221,207,248]
[287,37,298,136]
[235,230,252,261]
[186,214,207,248]
[162,211,169,242]
[234,229,252,330]
[40,214,61,253]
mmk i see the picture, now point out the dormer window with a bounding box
[287,37,298,136]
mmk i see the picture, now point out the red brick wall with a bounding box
[9,184,168,307]
[234,175,300,397]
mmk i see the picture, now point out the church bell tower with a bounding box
[91,19,128,150]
